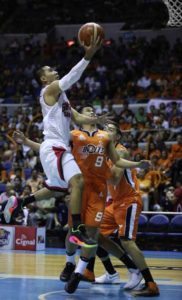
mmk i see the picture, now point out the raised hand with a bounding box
[83,35,103,60]
[12,130,25,144]
[96,113,112,126]
[138,160,151,169]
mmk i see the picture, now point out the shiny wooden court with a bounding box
[0,248,182,300]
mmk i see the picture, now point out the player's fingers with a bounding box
[80,41,85,46]
[95,36,102,47]
[101,112,110,118]
[90,35,94,46]
[15,130,22,134]
[12,131,18,137]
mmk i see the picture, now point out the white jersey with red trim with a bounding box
[39,87,71,149]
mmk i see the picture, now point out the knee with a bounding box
[69,174,84,190]
[121,239,144,256]
[120,238,132,249]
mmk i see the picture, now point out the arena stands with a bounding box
[0,32,181,226]
[0,0,168,33]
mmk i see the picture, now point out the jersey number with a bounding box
[95,212,103,222]
[95,156,104,167]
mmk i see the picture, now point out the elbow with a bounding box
[115,159,120,167]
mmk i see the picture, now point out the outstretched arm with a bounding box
[13,130,40,152]
[108,149,129,185]
[71,108,109,126]
[44,36,102,105]
[108,140,151,169]
[115,156,150,169]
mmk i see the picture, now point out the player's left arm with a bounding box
[13,130,40,152]
[108,149,129,185]
[71,108,109,126]
[108,140,151,169]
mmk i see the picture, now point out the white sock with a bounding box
[129,268,140,274]
[75,258,88,274]
[66,253,76,265]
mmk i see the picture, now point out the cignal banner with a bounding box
[15,226,45,251]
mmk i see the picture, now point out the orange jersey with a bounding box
[71,129,111,182]
[108,144,142,205]
[109,169,141,202]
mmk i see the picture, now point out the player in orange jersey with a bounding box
[62,106,151,294]
[84,122,159,297]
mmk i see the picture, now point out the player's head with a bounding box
[77,104,96,117]
[35,66,59,86]
[104,121,121,142]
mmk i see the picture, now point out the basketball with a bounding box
[78,22,105,46]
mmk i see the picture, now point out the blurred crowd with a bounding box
[0,34,182,106]
[0,31,182,229]
[0,0,168,33]
[0,101,181,229]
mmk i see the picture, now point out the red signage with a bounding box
[15,226,36,250]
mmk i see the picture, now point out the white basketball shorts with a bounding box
[40,140,82,191]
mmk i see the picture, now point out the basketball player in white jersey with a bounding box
[5,36,108,248]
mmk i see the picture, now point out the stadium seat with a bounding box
[169,215,182,233]
[138,214,148,229]
[137,214,148,236]
[147,214,169,233]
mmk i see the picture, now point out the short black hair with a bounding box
[34,67,45,85]
[106,120,122,137]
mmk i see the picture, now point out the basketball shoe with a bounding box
[3,196,18,223]
[132,281,160,296]
[60,262,75,282]
[64,272,82,294]
[69,224,97,248]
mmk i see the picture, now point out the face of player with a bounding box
[81,106,95,117]
[41,66,59,84]
[105,124,118,141]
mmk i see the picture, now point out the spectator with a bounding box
[169,159,182,187]
[13,176,24,196]
[154,132,167,152]
[117,102,134,124]
[130,140,143,158]
[168,119,182,141]
[137,169,152,211]
[161,186,175,211]
[155,113,169,130]
[137,71,151,90]
[25,149,38,169]
[158,150,172,172]
[148,141,161,159]
[135,107,148,125]
[26,169,43,193]
[173,185,182,212]
[170,134,182,162]
[0,182,15,204]
[54,195,69,230]
[9,166,25,184]
[0,156,7,183]
[28,196,56,229]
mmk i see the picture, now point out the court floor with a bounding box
[0,248,182,300]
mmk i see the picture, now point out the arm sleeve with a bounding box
[59,58,90,91]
